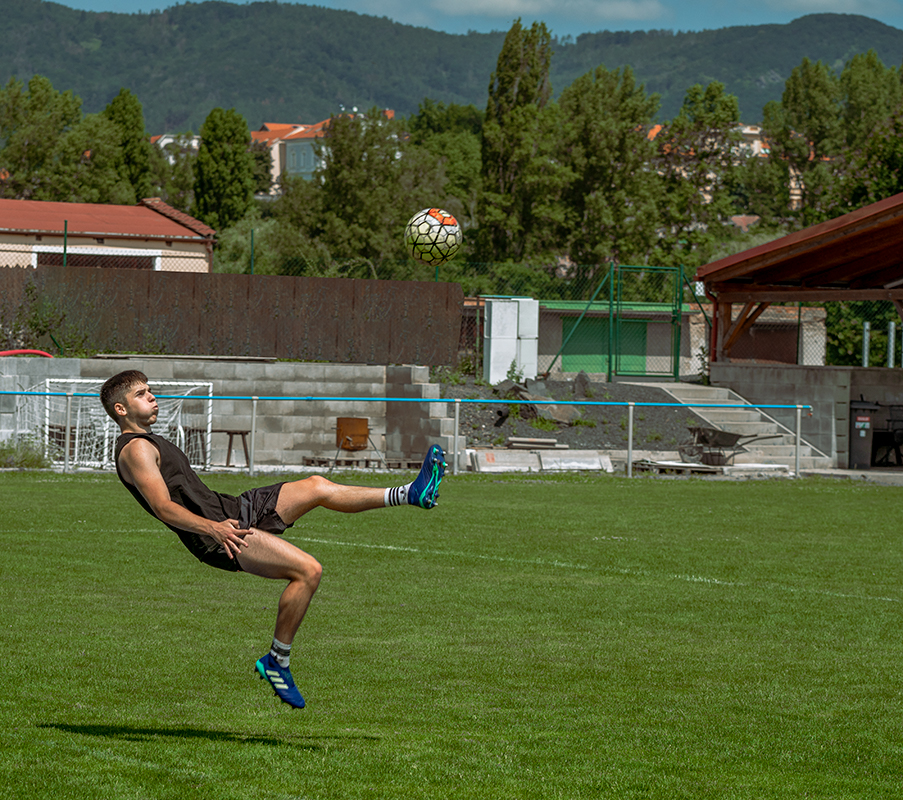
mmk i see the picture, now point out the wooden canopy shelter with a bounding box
[695,191,903,361]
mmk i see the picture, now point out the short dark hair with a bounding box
[100,370,148,420]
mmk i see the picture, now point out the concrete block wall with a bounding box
[709,363,903,468]
[386,364,464,470]
[1,356,455,470]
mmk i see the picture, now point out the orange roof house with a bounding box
[0,197,216,272]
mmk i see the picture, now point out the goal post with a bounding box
[14,379,213,470]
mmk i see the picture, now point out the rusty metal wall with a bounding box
[2,266,463,364]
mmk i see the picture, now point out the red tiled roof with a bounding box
[0,197,215,240]
[139,198,216,237]
[284,119,331,140]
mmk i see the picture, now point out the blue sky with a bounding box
[53,0,903,39]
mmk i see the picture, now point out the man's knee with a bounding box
[286,474,335,505]
[304,554,323,587]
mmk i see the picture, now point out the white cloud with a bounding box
[762,0,899,14]
[442,0,667,22]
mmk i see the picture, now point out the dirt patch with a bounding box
[438,376,709,453]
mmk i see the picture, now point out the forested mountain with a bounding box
[5,0,903,132]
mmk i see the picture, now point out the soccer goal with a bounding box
[14,379,213,470]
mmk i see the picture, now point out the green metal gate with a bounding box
[612,264,682,379]
[552,264,683,380]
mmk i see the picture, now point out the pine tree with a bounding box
[477,19,565,262]
[557,65,660,267]
[192,107,255,230]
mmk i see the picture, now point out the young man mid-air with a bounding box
[100,369,446,710]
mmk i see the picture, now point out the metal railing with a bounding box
[1,390,815,478]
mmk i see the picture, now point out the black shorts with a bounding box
[190,482,293,572]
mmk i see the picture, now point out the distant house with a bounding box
[251,110,397,190]
[250,120,331,188]
[150,133,201,165]
[0,197,216,273]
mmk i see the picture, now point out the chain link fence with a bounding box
[4,246,903,372]
[0,243,209,272]
[722,301,902,368]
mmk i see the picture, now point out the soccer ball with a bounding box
[404,208,462,266]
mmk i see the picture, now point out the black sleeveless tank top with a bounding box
[114,432,240,549]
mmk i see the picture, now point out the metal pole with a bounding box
[249,396,258,477]
[608,263,615,383]
[862,321,870,367]
[453,399,460,476]
[627,402,634,477]
[64,392,73,474]
[250,228,255,275]
[63,220,68,267]
[889,321,896,368]
[794,405,802,478]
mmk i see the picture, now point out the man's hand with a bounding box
[207,519,251,560]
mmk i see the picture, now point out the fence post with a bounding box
[626,402,634,477]
[862,321,870,367]
[889,321,896,368]
[64,391,73,474]
[249,396,258,477]
[453,399,460,476]
[795,405,802,478]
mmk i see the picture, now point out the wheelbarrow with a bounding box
[678,425,782,466]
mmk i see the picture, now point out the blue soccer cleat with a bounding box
[255,654,305,709]
[408,445,446,509]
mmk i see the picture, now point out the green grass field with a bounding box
[2,470,902,799]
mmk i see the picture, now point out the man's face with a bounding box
[120,381,159,426]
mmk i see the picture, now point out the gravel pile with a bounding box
[438,376,709,453]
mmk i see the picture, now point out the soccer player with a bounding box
[100,369,445,710]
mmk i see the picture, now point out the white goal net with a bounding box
[14,379,213,470]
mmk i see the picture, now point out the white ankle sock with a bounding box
[270,637,292,668]
[384,483,412,507]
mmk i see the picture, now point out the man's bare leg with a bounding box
[275,474,387,523]
[235,529,322,642]
[237,529,321,709]
[274,444,447,524]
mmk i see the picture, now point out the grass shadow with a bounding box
[40,722,380,748]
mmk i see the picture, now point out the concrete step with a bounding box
[732,453,835,469]
[693,408,767,423]
[639,381,833,466]
[692,420,786,436]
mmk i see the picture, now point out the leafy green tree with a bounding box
[310,108,445,265]
[726,154,792,226]
[0,75,81,199]
[839,50,903,151]
[51,113,134,204]
[408,99,483,139]
[249,138,273,194]
[407,100,483,224]
[556,65,660,267]
[477,19,566,261]
[0,75,134,204]
[150,132,197,212]
[102,88,154,202]
[654,81,742,266]
[762,58,841,221]
[820,107,903,215]
[192,107,255,229]
[213,209,331,275]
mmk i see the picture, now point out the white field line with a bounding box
[297,536,901,605]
